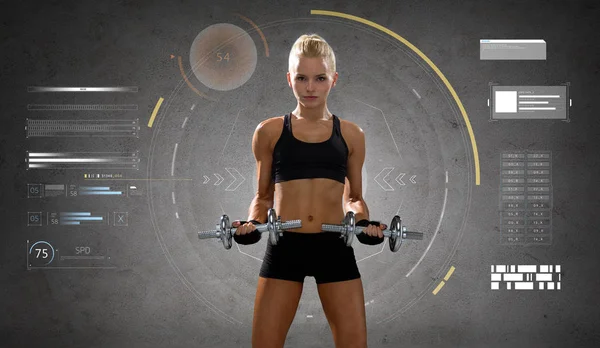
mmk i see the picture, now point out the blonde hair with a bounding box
[288,34,336,75]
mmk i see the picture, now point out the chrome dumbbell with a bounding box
[198,208,302,250]
[321,211,423,252]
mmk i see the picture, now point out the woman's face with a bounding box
[287,55,338,107]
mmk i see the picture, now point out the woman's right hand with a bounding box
[232,220,262,245]
[232,220,258,235]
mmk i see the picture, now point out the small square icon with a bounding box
[28,212,43,226]
[27,184,43,198]
[495,91,517,113]
[113,212,128,226]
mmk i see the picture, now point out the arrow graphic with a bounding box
[374,167,394,191]
[225,168,246,191]
[396,172,405,186]
[214,173,224,186]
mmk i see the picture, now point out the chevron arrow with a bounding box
[395,172,405,186]
[225,167,246,191]
[214,173,224,186]
[374,167,394,191]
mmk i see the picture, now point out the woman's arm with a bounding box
[342,123,370,221]
[248,119,276,223]
[343,122,387,242]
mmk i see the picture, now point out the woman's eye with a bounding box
[296,77,326,81]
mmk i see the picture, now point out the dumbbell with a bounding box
[321,211,424,252]
[197,208,302,250]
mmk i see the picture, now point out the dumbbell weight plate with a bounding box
[220,214,233,250]
[267,208,280,245]
[343,211,355,247]
[388,215,403,252]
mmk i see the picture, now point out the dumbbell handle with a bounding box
[198,219,302,239]
[321,224,424,240]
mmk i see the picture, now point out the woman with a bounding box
[232,34,387,348]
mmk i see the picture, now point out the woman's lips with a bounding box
[304,96,317,99]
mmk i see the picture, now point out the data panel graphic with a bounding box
[490,84,570,120]
[480,39,546,60]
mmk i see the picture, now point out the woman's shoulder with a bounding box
[255,115,284,129]
[266,115,286,124]
[338,117,363,137]
[259,115,285,132]
[254,116,285,144]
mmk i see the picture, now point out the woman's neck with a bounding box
[292,106,332,122]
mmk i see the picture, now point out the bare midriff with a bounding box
[274,178,345,233]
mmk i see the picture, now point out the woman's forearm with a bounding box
[344,198,370,222]
[248,195,273,224]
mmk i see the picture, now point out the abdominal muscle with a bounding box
[274,178,345,233]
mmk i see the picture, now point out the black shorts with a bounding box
[259,231,361,284]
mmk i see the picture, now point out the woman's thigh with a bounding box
[252,276,303,348]
[317,278,367,348]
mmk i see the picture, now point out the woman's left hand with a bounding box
[363,222,387,238]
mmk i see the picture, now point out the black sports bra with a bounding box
[271,113,349,184]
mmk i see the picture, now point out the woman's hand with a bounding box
[355,219,387,245]
[363,222,387,238]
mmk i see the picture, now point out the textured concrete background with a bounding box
[1,0,599,347]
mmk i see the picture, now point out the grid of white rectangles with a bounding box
[491,265,561,290]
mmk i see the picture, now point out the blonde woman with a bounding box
[232,34,387,348]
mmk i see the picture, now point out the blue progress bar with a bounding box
[61,217,103,221]
[79,191,123,195]
[60,212,91,216]
[61,221,81,225]
[79,187,111,190]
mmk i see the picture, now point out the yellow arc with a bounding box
[311,10,480,185]
[148,97,164,128]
